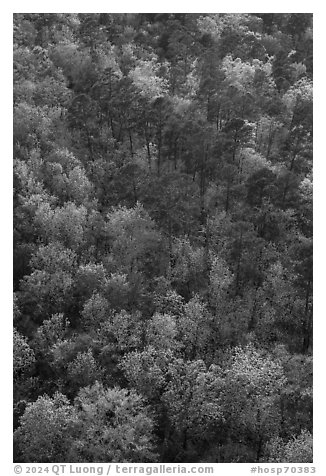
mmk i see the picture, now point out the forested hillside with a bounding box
[13,13,313,463]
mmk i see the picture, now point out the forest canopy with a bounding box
[13,13,313,463]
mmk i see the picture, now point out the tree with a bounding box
[13,13,313,464]
[177,295,213,359]
[145,312,179,352]
[33,313,69,355]
[18,243,77,322]
[67,349,102,393]
[73,262,107,306]
[105,202,164,276]
[40,149,93,206]
[217,345,287,461]
[80,292,110,330]
[14,329,35,378]
[97,309,143,354]
[161,358,223,461]
[266,429,312,463]
[34,201,88,250]
[14,392,77,462]
[170,238,206,298]
[120,346,174,401]
[70,382,158,462]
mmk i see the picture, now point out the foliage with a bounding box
[14,392,77,462]
[70,382,158,462]
[14,329,35,377]
[266,429,313,463]
[13,13,313,464]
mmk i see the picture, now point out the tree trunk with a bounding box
[302,278,312,352]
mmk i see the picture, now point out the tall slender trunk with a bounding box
[302,278,312,352]
[235,230,243,296]
[109,116,115,140]
[157,123,162,176]
[85,129,94,161]
[200,145,208,224]
[144,125,151,171]
[128,129,134,158]
[216,103,221,131]
[266,120,275,159]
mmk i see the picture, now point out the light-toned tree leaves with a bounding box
[14,329,35,377]
[71,382,158,462]
[14,392,78,462]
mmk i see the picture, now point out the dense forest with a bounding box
[13,13,313,463]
